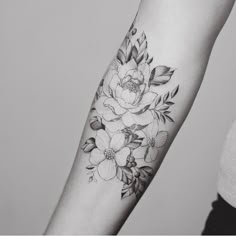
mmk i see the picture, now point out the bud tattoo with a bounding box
[82,25,180,199]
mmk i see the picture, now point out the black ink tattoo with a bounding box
[82,25,180,199]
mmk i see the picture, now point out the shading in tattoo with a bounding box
[82,25,180,199]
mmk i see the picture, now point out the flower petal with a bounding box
[139,84,146,94]
[140,92,157,106]
[133,146,148,159]
[90,148,105,165]
[138,63,150,84]
[103,119,126,133]
[145,147,158,163]
[97,159,117,180]
[118,59,137,78]
[155,131,168,148]
[115,85,123,98]
[121,112,134,127]
[110,132,126,152]
[125,69,144,84]
[95,96,121,122]
[117,97,136,109]
[122,110,154,127]
[95,129,110,151]
[121,74,132,85]
[104,98,126,115]
[115,147,130,166]
[103,69,117,97]
[129,92,157,113]
[95,96,111,116]
[102,109,120,121]
[141,138,148,146]
[109,74,120,94]
[145,120,159,138]
[133,110,154,125]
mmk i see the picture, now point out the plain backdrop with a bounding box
[0,0,236,234]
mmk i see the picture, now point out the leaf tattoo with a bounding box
[82,25,180,199]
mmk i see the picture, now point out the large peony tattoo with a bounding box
[82,25,179,199]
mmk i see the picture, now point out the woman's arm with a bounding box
[45,0,235,234]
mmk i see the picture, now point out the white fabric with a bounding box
[218,120,236,208]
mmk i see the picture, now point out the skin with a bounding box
[45,0,235,234]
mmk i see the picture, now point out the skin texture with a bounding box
[45,0,235,234]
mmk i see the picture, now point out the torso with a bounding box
[218,120,236,208]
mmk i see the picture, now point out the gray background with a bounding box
[0,0,236,234]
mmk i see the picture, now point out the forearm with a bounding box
[45,0,234,234]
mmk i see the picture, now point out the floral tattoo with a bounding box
[82,25,179,199]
